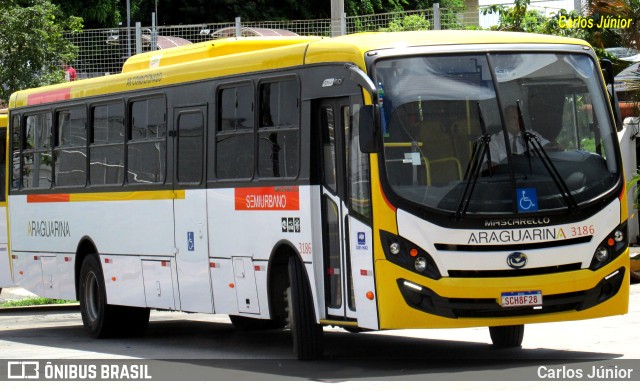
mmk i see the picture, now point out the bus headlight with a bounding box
[380,230,441,280]
[389,242,401,255]
[594,246,609,263]
[589,221,628,271]
[614,230,624,242]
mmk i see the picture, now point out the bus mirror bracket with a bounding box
[345,64,380,153]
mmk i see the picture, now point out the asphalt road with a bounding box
[0,284,639,389]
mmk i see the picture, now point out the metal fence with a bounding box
[65,3,572,79]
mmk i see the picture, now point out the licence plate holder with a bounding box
[500,290,542,308]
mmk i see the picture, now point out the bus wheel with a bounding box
[288,256,323,360]
[79,254,116,338]
[489,325,524,348]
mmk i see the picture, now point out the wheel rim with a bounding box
[83,271,100,322]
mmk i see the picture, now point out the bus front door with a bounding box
[318,98,358,322]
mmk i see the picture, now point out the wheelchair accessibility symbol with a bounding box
[187,231,195,251]
[517,188,538,212]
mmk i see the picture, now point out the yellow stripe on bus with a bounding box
[24,190,186,203]
[70,190,186,202]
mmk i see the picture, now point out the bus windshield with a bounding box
[376,52,619,215]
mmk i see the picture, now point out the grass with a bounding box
[0,297,77,308]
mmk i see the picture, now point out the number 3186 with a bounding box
[571,225,594,236]
[298,242,312,254]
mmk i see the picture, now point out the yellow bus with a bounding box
[0,109,9,293]
[4,31,629,359]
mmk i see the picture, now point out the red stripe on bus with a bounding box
[27,194,70,203]
[379,182,397,212]
[27,88,72,105]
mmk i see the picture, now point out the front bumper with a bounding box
[376,250,630,330]
[397,267,625,318]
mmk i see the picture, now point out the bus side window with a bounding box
[216,84,254,180]
[128,97,167,184]
[22,112,53,189]
[54,106,87,187]
[257,79,299,178]
[90,102,125,186]
[11,115,20,190]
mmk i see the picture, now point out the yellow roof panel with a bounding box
[122,36,322,73]
[304,30,590,66]
[9,31,594,109]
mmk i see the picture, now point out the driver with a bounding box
[488,105,557,164]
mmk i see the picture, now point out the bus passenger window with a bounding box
[11,115,20,190]
[127,97,166,184]
[258,79,299,178]
[216,84,254,180]
[90,103,125,186]
[22,112,53,189]
[54,106,87,187]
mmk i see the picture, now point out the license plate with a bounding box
[500,290,542,307]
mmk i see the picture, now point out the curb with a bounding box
[0,303,79,314]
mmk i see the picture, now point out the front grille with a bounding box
[447,263,582,278]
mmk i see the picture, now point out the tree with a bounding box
[0,0,82,102]
[586,0,640,50]
[51,0,121,29]
[381,13,430,31]
[128,0,331,26]
[482,0,546,32]
[345,0,406,16]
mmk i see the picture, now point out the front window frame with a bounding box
[368,44,623,222]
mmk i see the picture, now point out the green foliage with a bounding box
[629,169,640,210]
[0,0,82,102]
[535,9,584,37]
[0,297,76,307]
[345,0,406,16]
[381,14,430,31]
[51,0,120,28]
[587,0,640,50]
[482,0,546,32]
[413,0,464,8]
[132,0,333,25]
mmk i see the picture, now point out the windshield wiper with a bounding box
[515,101,578,212]
[456,103,491,219]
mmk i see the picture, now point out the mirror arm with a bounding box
[345,64,378,104]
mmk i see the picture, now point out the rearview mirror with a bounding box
[600,58,623,130]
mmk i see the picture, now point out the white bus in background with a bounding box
[617,117,640,282]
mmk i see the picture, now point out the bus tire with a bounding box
[288,256,323,360]
[79,254,117,338]
[489,325,524,348]
[229,315,286,331]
